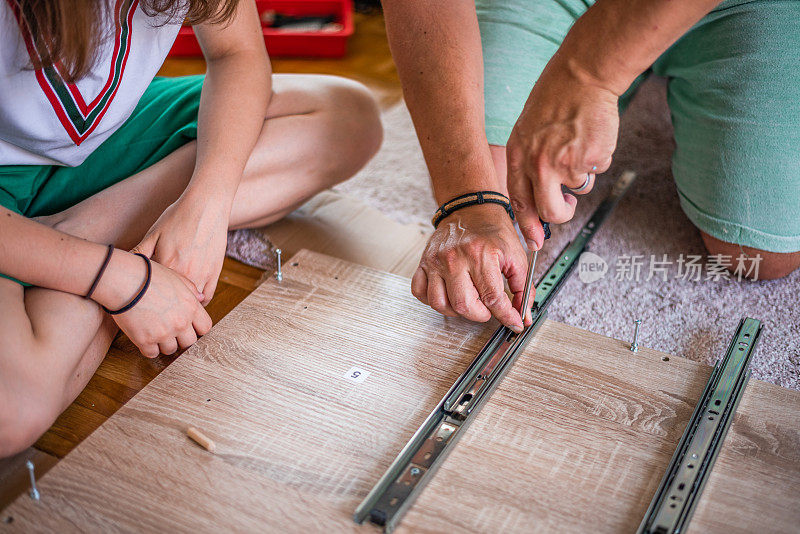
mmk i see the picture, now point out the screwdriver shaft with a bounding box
[519,221,549,326]
[519,249,538,324]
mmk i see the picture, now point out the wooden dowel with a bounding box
[186,427,215,452]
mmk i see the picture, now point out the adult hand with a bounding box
[134,192,230,305]
[412,204,529,333]
[93,250,213,358]
[506,59,620,249]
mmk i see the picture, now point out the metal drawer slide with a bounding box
[638,317,762,534]
[354,172,637,532]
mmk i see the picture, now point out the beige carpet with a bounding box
[228,77,799,391]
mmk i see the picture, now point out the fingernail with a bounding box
[526,239,538,251]
[510,324,523,334]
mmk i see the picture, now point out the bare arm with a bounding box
[0,207,211,358]
[189,0,271,205]
[562,0,724,95]
[508,0,724,246]
[383,0,497,202]
[0,207,144,307]
[383,0,529,332]
[134,0,270,303]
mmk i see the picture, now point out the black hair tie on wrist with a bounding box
[85,244,115,300]
[103,253,152,315]
[431,190,515,228]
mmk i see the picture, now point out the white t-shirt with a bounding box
[0,0,183,166]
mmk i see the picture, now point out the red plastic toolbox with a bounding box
[169,0,354,58]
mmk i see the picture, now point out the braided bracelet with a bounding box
[431,190,515,228]
[102,253,152,315]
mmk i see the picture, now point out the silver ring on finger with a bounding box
[569,174,592,193]
[569,165,597,193]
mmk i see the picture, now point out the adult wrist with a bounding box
[558,53,635,98]
[434,201,513,229]
[432,190,515,228]
[553,10,651,97]
[433,174,506,206]
[429,147,505,203]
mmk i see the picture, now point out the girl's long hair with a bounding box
[15,0,239,83]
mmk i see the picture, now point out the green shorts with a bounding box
[476,0,800,253]
[0,75,204,285]
[0,75,203,218]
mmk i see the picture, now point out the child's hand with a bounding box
[133,193,230,305]
[92,250,213,358]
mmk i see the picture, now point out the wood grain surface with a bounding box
[32,276,253,459]
[0,9,407,509]
[20,9,401,465]
[2,251,798,533]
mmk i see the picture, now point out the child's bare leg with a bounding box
[0,74,381,457]
[47,74,382,245]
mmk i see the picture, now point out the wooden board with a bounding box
[20,7,403,465]
[0,449,57,512]
[2,251,798,532]
[0,10,405,508]
[31,278,254,459]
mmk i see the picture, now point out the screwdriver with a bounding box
[516,171,592,326]
[518,220,550,326]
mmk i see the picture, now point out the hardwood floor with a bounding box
[0,13,401,506]
[158,12,401,109]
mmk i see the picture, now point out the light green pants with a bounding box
[476,0,800,253]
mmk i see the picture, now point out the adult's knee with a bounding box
[701,232,800,280]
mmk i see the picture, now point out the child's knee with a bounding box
[0,346,66,458]
[317,76,383,168]
[0,390,57,459]
[700,231,800,280]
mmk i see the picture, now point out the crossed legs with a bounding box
[0,74,382,457]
